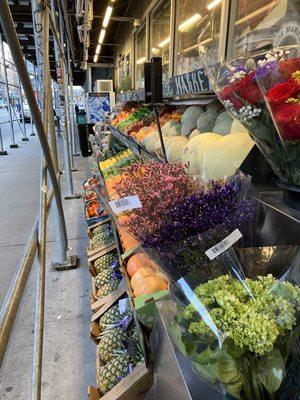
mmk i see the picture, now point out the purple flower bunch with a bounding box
[143,181,254,248]
[141,181,254,281]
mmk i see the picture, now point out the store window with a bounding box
[150,0,171,81]
[135,23,146,89]
[175,0,223,75]
[229,0,300,57]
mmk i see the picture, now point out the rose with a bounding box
[220,85,244,109]
[266,79,299,103]
[279,57,300,79]
[234,71,261,105]
[236,83,261,105]
[274,103,300,140]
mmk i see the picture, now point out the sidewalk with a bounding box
[0,132,95,398]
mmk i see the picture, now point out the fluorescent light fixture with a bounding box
[207,0,222,11]
[158,36,170,48]
[103,6,113,28]
[136,56,146,65]
[179,14,202,32]
[152,47,160,55]
[93,54,98,63]
[99,29,106,44]
[96,44,101,55]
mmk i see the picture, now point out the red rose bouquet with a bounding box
[203,52,300,188]
[255,46,300,189]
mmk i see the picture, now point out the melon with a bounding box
[231,119,249,134]
[190,129,201,139]
[133,276,168,297]
[166,137,188,163]
[142,131,159,152]
[181,106,205,136]
[197,110,218,133]
[212,111,234,135]
[166,123,182,137]
[161,120,178,135]
[181,133,222,176]
[203,132,255,180]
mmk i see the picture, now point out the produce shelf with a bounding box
[109,125,165,163]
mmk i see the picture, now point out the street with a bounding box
[0,108,32,150]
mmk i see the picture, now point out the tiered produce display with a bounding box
[83,99,299,400]
[110,101,254,179]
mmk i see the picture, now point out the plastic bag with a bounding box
[168,245,300,400]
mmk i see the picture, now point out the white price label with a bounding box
[205,229,242,260]
[119,298,129,314]
[109,195,142,213]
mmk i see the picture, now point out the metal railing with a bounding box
[0,1,80,399]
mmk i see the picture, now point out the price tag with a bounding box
[109,195,142,213]
[205,229,242,260]
[119,298,129,314]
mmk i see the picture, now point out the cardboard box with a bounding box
[87,219,116,258]
[90,287,128,342]
[88,245,119,277]
[88,359,152,400]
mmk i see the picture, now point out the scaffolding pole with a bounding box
[18,75,29,141]
[50,0,80,198]
[0,33,18,148]
[67,45,79,156]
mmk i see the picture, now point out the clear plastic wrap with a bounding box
[168,246,300,400]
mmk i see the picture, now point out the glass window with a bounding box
[230,0,300,57]
[150,0,171,81]
[175,0,223,75]
[135,23,146,89]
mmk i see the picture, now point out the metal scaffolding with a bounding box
[0,2,80,399]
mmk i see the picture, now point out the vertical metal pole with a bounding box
[18,75,29,141]
[52,0,79,197]
[31,158,47,400]
[0,33,18,148]
[0,124,8,155]
[67,46,79,156]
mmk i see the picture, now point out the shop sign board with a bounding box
[163,68,211,97]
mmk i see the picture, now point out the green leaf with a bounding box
[192,347,219,384]
[169,321,187,356]
[257,348,284,394]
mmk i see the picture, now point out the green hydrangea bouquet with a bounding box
[170,274,300,400]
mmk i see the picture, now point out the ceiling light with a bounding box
[207,0,222,11]
[136,56,146,65]
[96,44,101,55]
[99,29,106,44]
[152,47,160,55]
[178,14,202,32]
[158,36,170,48]
[103,6,113,28]
[93,54,98,63]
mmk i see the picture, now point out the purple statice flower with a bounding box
[141,181,254,281]
[255,61,279,80]
[235,66,248,73]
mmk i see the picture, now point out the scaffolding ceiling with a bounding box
[0,0,85,85]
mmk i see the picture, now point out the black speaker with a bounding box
[144,61,152,104]
[150,57,163,104]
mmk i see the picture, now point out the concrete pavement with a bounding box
[0,132,95,398]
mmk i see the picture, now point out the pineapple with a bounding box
[97,352,131,395]
[94,269,118,288]
[97,279,119,298]
[94,252,118,274]
[98,327,126,362]
[90,231,114,250]
[99,304,133,332]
